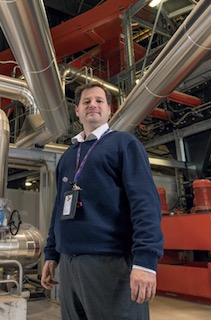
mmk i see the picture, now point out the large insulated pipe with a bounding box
[0,224,44,268]
[0,0,69,139]
[0,110,10,198]
[0,75,53,148]
[0,75,37,113]
[109,0,211,131]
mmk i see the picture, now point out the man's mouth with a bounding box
[87,110,100,115]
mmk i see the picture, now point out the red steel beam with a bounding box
[150,108,172,120]
[0,0,138,76]
[168,90,202,107]
[51,0,138,59]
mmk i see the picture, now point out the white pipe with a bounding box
[0,110,10,198]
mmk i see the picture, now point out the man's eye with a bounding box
[97,100,103,103]
[83,100,90,104]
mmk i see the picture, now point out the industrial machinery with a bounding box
[0,0,210,308]
[0,109,44,297]
[157,180,211,303]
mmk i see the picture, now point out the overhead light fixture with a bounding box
[149,0,163,8]
[25,181,32,187]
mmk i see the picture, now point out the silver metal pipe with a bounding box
[0,279,20,295]
[0,0,69,140]
[0,75,56,148]
[109,0,211,131]
[0,224,44,268]
[0,260,23,294]
[0,75,38,113]
[0,110,10,198]
[60,64,120,97]
[15,124,54,149]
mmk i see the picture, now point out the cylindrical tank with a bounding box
[193,179,211,213]
[157,187,169,215]
[0,223,44,267]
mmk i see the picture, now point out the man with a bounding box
[41,82,163,320]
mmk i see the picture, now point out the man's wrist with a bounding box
[132,265,156,274]
[45,260,58,266]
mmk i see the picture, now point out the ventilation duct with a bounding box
[0,75,60,148]
[0,110,10,199]
[109,0,211,131]
[0,0,69,147]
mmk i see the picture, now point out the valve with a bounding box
[0,199,21,236]
[8,209,22,236]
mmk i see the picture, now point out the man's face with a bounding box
[75,87,111,129]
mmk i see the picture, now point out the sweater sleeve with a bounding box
[44,196,60,263]
[121,138,163,272]
[43,165,61,264]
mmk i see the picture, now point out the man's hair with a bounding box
[74,82,112,106]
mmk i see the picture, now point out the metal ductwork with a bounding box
[0,75,37,112]
[109,0,211,131]
[0,75,58,148]
[60,64,121,97]
[0,0,69,147]
[0,110,10,198]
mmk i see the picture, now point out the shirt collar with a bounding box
[71,123,109,144]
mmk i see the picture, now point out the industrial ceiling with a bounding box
[0,0,211,193]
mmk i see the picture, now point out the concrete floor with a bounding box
[150,296,211,320]
[27,295,211,320]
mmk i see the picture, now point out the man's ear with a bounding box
[75,105,79,116]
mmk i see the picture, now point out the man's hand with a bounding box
[41,260,58,290]
[130,268,156,304]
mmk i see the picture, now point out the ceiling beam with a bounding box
[132,16,171,38]
[168,4,195,19]
[143,118,211,149]
[129,0,150,16]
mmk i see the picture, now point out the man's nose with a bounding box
[89,100,97,108]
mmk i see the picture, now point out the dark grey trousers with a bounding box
[59,254,149,320]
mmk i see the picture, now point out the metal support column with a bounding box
[174,129,186,162]
[140,0,164,77]
[122,7,136,93]
[174,129,188,207]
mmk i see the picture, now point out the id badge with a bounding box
[61,190,79,220]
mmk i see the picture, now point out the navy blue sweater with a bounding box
[44,131,163,271]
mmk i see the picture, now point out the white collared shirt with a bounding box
[71,123,109,144]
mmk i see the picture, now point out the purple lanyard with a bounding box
[73,128,110,184]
